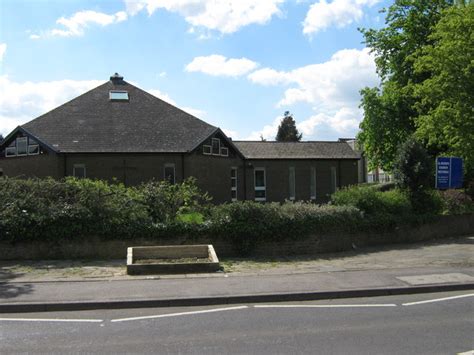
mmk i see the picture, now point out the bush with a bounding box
[332,185,411,216]
[393,137,435,212]
[208,201,362,255]
[440,189,474,215]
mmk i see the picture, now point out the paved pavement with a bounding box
[1,236,473,312]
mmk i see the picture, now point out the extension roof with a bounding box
[19,75,217,153]
[233,141,360,160]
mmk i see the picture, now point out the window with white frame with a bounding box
[28,138,39,155]
[330,166,337,194]
[310,167,317,200]
[203,145,212,155]
[164,164,176,184]
[289,167,295,200]
[5,136,41,157]
[254,168,266,201]
[109,91,129,101]
[16,137,27,156]
[220,147,229,157]
[211,138,220,155]
[231,167,237,201]
[73,164,86,178]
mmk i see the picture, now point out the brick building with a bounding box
[0,74,360,203]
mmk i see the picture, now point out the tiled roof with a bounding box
[21,78,217,153]
[233,141,360,159]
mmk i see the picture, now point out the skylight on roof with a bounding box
[109,91,129,101]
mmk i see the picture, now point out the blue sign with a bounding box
[436,157,463,189]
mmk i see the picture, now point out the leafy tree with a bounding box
[357,0,454,171]
[393,137,437,212]
[413,2,474,178]
[0,134,3,143]
[275,111,302,142]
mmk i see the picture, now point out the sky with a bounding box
[0,0,391,141]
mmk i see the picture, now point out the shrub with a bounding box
[140,177,211,224]
[440,189,474,215]
[393,137,434,212]
[208,201,362,255]
[332,185,411,216]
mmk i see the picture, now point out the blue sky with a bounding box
[0,0,391,140]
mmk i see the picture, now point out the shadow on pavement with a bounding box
[0,268,34,299]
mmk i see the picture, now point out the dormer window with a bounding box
[109,90,129,101]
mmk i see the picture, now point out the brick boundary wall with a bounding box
[0,214,473,260]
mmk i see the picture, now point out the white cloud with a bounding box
[148,89,177,105]
[298,107,360,136]
[249,48,378,109]
[303,0,380,36]
[246,107,361,141]
[186,55,258,77]
[148,89,207,119]
[32,10,127,38]
[246,116,282,140]
[0,43,6,61]
[124,0,284,34]
[0,76,102,136]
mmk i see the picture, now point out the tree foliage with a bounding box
[413,2,474,177]
[393,137,438,212]
[275,111,302,142]
[357,0,454,171]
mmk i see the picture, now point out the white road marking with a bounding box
[0,318,103,323]
[457,350,474,355]
[402,293,474,306]
[254,304,397,308]
[111,305,249,323]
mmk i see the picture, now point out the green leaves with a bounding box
[413,3,474,176]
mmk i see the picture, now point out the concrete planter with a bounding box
[127,244,220,275]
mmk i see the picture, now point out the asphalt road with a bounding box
[1,291,473,354]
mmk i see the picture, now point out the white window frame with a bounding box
[231,167,238,202]
[28,144,39,155]
[220,147,229,157]
[164,163,176,184]
[16,137,28,156]
[73,164,86,178]
[5,147,16,157]
[254,167,266,202]
[289,166,295,201]
[310,167,317,200]
[211,138,221,155]
[109,90,129,101]
[203,145,212,155]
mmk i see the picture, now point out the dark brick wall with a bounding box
[244,159,359,203]
[183,151,245,204]
[0,151,63,178]
[64,153,184,186]
[0,151,358,204]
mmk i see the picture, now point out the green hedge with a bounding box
[0,177,463,255]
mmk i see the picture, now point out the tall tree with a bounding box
[275,111,302,142]
[414,2,474,177]
[357,0,453,171]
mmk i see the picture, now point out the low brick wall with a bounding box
[0,214,473,260]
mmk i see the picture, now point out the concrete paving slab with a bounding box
[396,273,474,285]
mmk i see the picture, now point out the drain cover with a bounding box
[396,273,474,285]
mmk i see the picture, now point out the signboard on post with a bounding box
[436,157,463,189]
